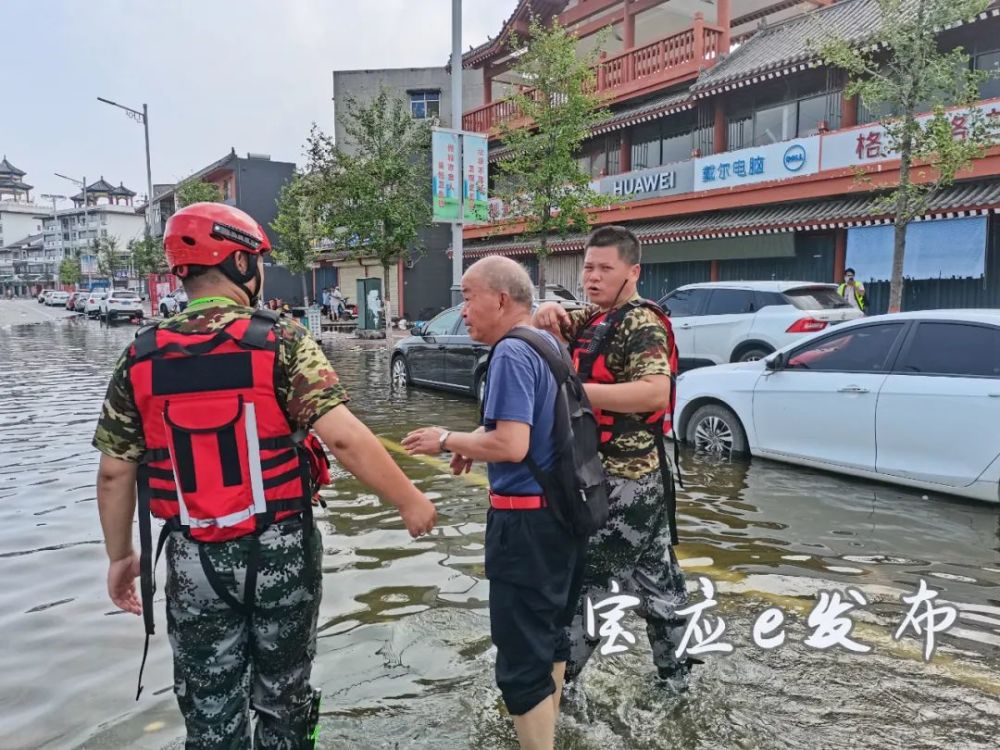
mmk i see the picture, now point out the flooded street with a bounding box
[2,313,1000,750]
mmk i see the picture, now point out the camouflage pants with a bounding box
[165,518,323,750]
[565,470,689,682]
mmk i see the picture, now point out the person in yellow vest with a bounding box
[838,268,867,312]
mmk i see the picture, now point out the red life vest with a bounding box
[127,309,330,543]
[569,298,679,451]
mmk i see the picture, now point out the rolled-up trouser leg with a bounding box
[486,508,581,715]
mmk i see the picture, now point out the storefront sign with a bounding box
[820,99,1000,172]
[463,133,489,224]
[597,161,695,199]
[432,129,461,223]
[694,136,821,190]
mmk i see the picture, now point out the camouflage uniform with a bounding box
[560,295,690,682]
[93,301,347,749]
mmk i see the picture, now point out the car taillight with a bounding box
[786,317,829,333]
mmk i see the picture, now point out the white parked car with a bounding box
[659,281,864,369]
[100,290,144,322]
[84,290,109,318]
[37,289,54,303]
[45,291,70,306]
[673,310,1000,503]
[158,287,188,317]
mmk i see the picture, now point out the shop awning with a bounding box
[460,178,1000,258]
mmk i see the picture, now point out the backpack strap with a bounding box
[243,308,280,349]
[132,323,159,360]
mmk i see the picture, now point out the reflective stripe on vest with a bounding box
[127,310,316,542]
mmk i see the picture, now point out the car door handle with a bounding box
[837,385,870,394]
[989,393,1000,398]
[676,323,691,329]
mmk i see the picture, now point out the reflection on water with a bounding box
[1,317,998,750]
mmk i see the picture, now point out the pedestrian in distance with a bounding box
[93,202,437,749]
[533,225,694,695]
[838,267,867,313]
[402,256,593,750]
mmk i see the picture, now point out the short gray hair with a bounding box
[465,256,535,309]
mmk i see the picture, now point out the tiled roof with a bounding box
[592,90,694,135]
[0,179,32,192]
[462,178,1000,256]
[0,156,26,177]
[112,182,136,197]
[461,0,567,69]
[692,0,1000,97]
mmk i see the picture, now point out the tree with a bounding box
[496,18,613,293]
[94,236,126,285]
[819,0,996,312]
[58,254,81,286]
[176,179,222,208]
[271,175,319,306]
[129,235,167,277]
[300,90,432,342]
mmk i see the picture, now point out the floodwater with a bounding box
[1,311,999,750]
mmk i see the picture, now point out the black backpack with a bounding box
[483,328,608,538]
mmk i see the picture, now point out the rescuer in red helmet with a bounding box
[92,202,436,747]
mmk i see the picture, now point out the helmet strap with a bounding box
[219,253,262,307]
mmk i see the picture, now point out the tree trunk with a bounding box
[383,262,392,352]
[889,128,914,315]
[537,233,548,298]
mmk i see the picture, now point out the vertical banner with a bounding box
[432,129,461,222]
[463,133,489,224]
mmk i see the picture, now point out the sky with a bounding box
[0,0,515,205]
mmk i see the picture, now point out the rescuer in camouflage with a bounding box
[533,225,691,690]
[93,203,437,749]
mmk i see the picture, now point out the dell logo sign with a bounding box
[783,144,807,172]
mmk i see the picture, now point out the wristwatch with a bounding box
[438,430,452,453]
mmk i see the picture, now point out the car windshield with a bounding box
[783,286,852,310]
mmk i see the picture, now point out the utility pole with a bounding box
[97,97,154,239]
[451,0,464,305]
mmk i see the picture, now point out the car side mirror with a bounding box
[765,353,786,371]
[410,323,426,336]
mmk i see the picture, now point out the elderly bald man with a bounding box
[403,256,584,750]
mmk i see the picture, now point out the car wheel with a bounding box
[391,355,409,390]
[736,346,773,363]
[686,404,748,456]
[160,303,169,317]
[474,371,486,405]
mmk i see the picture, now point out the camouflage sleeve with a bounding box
[92,350,145,463]
[622,308,672,381]
[281,321,350,429]
[560,305,597,343]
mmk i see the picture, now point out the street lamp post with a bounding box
[97,96,154,239]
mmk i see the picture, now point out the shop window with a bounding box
[797,93,830,136]
[661,129,693,164]
[975,50,1000,100]
[754,101,797,146]
[727,113,753,151]
[631,122,661,169]
[409,90,441,120]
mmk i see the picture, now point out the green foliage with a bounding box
[270,176,318,276]
[128,235,167,276]
[497,18,614,290]
[817,0,996,310]
[94,236,126,283]
[298,89,432,305]
[176,179,222,208]
[58,255,81,286]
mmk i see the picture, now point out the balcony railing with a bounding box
[463,20,725,135]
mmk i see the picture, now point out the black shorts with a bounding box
[486,506,585,716]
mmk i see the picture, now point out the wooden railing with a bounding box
[462,19,726,135]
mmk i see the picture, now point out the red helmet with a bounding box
[164,202,271,273]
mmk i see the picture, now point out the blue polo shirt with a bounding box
[482,329,560,495]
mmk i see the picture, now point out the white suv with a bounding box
[100,289,144,322]
[158,287,188,317]
[659,281,864,369]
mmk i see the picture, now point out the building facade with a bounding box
[459,0,1000,314]
[146,150,307,303]
[327,67,484,319]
